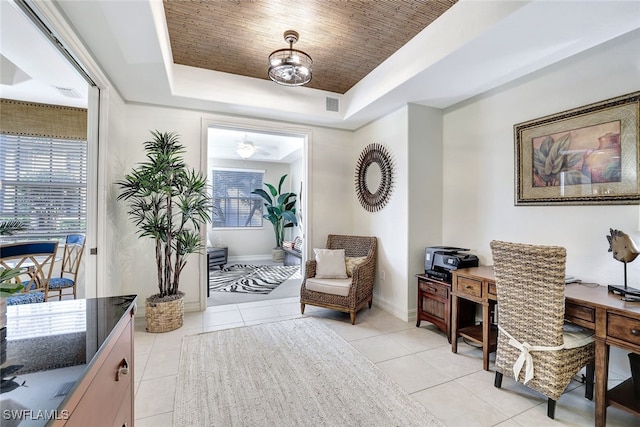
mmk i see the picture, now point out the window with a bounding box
[211,168,264,228]
[0,134,87,239]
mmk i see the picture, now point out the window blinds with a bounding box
[0,134,87,238]
[212,168,264,228]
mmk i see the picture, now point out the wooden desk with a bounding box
[564,283,640,426]
[451,266,640,426]
[451,266,497,370]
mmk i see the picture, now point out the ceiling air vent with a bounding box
[326,97,339,112]
[54,86,81,98]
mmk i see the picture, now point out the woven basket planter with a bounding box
[145,292,184,333]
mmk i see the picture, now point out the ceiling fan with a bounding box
[234,134,276,159]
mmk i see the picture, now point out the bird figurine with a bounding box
[607,228,640,263]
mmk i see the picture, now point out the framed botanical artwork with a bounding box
[515,91,640,205]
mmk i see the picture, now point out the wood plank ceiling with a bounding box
[163,0,457,94]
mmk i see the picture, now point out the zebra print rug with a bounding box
[209,264,300,294]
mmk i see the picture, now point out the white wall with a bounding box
[352,107,410,319]
[105,103,353,312]
[442,29,640,286]
[289,155,304,242]
[102,88,128,298]
[350,104,444,321]
[307,127,356,250]
[441,30,640,377]
[407,104,444,317]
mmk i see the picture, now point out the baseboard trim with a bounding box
[372,293,413,323]
[228,255,272,263]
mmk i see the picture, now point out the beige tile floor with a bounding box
[133,297,639,426]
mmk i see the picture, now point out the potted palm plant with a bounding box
[117,131,212,332]
[252,174,297,261]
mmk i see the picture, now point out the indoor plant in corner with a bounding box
[117,131,212,333]
[252,174,297,261]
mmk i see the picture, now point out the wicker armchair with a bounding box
[300,234,377,324]
[490,240,595,419]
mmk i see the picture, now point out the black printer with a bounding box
[424,246,479,283]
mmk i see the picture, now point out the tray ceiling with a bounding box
[163,0,457,94]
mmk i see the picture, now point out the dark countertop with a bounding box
[0,295,137,426]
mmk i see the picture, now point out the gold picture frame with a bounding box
[515,91,640,205]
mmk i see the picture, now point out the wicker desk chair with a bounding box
[300,234,377,325]
[1,241,59,305]
[48,234,86,300]
[490,240,595,419]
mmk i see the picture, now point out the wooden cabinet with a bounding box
[416,274,474,342]
[416,275,450,339]
[53,300,136,427]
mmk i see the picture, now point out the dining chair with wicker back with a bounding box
[1,241,59,305]
[48,234,86,301]
[300,234,377,325]
[490,240,595,419]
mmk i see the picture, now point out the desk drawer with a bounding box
[488,282,497,297]
[419,281,448,300]
[607,313,640,347]
[457,277,482,298]
[566,302,595,325]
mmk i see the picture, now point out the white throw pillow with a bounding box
[314,248,348,279]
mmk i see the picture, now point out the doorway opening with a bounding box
[203,123,310,307]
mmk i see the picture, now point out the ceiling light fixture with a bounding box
[236,142,256,159]
[268,30,312,86]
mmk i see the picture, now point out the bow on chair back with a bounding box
[48,234,86,301]
[1,241,59,305]
[490,240,594,419]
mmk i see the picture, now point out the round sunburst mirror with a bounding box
[355,143,394,212]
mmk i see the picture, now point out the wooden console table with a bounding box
[451,266,640,426]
